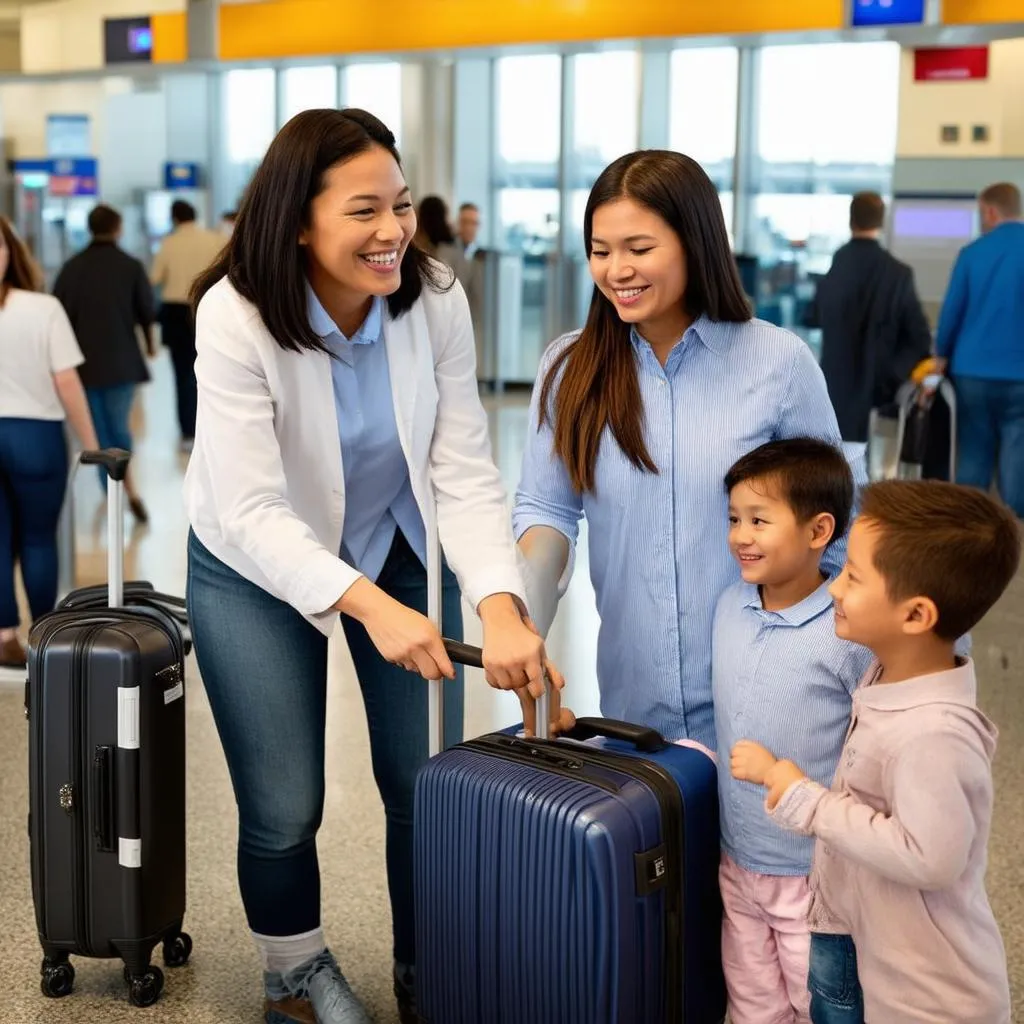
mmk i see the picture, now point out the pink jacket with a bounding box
[771,659,1010,1024]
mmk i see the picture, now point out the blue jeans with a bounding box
[0,419,68,629]
[954,376,1024,517]
[808,933,865,1024]
[186,527,464,965]
[85,384,136,489]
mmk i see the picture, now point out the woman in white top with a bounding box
[184,108,561,1024]
[0,215,98,667]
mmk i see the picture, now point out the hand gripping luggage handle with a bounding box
[566,717,668,754]
[441,638,550,744]
[442,638,484,668]
[425,524,548,757]
[80,448,131,607]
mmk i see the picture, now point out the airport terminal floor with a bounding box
[0,354,1022,1023]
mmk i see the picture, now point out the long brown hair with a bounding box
[0,215,44,302]
[192,108,449,355]
[539,151,751,493]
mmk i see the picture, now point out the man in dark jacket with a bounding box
[53,204,154,522]
[807,192,932,452]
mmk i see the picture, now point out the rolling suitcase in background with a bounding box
[25,448,191,1007]
[868,377,957,483]
[414,632,726,1024]
[896,377,957,481]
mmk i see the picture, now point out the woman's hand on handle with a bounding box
[336,577,456,681]
[478,594,565,699]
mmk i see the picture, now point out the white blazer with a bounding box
[183,274,526,636]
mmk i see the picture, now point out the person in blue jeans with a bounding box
[53,203,154,522]
[936,182,1024,517]
[184,109,562,1024]
[0,214,99,667]
[807,932,865,1022]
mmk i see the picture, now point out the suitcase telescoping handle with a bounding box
[426,534,548,758]
[80,448,131,608]
[440,638,550,746]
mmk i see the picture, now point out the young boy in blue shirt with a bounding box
[713,438,872,1024]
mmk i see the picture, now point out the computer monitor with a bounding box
[887,197,978,306]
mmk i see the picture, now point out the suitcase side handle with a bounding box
[565,717,668,754]
[91,746,116,852]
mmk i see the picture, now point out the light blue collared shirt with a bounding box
[712,579,873,875]
[513,316,866,749]
[308,286,426,581]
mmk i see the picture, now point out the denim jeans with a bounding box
[186,527,464,966]
[954,376,1024,517]
[0,418,69,628]
[808,933,865,1024]
[85,384,136,489]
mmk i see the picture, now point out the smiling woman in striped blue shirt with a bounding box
[515,150,863,749]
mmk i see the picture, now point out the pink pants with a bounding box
[719,852,812,1024]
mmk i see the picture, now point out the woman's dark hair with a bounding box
[192,108,448,354]
[539,150,751,493]
[417,195,455,247]
[0,215,43,297]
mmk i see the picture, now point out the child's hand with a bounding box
[730,740,778,785]
[765,760,808,810]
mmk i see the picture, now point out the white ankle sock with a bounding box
[252,927,326,976]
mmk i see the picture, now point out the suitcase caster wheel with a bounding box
[127,966,164,1007]
[40,961,75,998]
[163,932,192,968]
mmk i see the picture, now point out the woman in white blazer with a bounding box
[184,109,559,1024]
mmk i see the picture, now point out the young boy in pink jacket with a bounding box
[731,480,1019,1024]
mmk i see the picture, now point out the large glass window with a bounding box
[493,54,562,382]
[223,68,276,209]
[751,42,900,326]
[495,54,562,249]
[343,62,402,144]
[566,50,639,247]
[280,65,338,126]
[670,46,738,242]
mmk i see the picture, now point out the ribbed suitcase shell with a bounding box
[28,607,187,971]
[414,731,726,1024]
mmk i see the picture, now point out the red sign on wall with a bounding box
[914,46,989,82]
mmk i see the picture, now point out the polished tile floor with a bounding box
[0,352,1020,1022]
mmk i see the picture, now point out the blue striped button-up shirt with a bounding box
[308,287,426,581]
[513,316,864,749]
[713,579,873,874]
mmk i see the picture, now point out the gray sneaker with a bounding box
[264,949,371,1024]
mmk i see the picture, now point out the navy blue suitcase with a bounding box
[414,642,726,1024]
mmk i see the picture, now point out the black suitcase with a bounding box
[25,448,191,1008]
[897,379,957,482]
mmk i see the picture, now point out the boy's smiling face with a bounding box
[830,517,934,649]
[727,477,832,590]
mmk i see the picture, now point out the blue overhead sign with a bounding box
[12,157,99,197]
[164,162,201,190]
[852,0,926,26]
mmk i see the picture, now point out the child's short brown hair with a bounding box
[725,438,854,545]
[859,481,1021,641]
